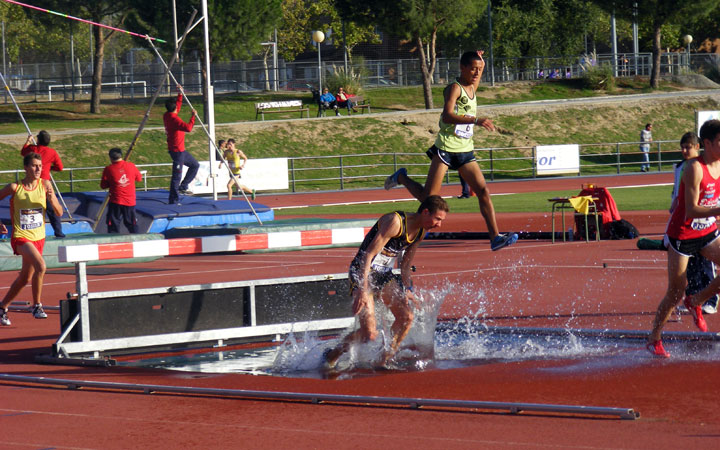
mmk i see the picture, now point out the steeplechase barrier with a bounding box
[52,228,371,361]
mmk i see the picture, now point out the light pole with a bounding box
[312,30,325,91]
[683,34,693,70]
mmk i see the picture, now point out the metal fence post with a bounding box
[532,146,536,178]
[393,153,397,173]
[489,148,494,181]
[656,141,661,172]
[290,158,296,193]
[69,169,73,192]
[339,156,344,190]
[616,143,621,174]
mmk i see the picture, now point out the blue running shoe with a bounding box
[490,232,518,251]
[384,168,407,190]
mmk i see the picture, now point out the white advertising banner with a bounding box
[697,110,720,137]
[535,144,580,175]
[184,157,289,194]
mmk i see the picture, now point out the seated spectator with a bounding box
[336,87,357,113]
[319,88,339,116]
[537,69,545,79]
[565,68,572,78]
[548,69,558,79]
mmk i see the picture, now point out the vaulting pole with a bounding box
[0,70,73,220]
[146,37,263,225]
[1,0,166,43]
[91,9,199,230]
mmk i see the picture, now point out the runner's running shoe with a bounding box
[702,297,718,315]
[646,340,670,358]
[490,233,518,251]
[684,295,707,332]
[384,168,407,190]
[32,304,47,319]
[0,309,10,326]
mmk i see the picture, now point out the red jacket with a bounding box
[20,144,63,181]
[101,160,142,206]
[163,93,195,152]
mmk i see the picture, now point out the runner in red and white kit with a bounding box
[100,148,142,233]
[648,119,720,357]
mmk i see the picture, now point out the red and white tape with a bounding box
[58,227,371,263]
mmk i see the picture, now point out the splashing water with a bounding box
[117,278,720,378]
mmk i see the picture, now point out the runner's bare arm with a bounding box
[0,183,17,202]
[440,84,473,126]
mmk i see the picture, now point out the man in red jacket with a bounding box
[163,86,198,205]
[100,148,142,233]
[20,130,65,238]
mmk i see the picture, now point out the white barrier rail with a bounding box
[48,81,147,100]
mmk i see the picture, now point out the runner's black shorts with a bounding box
[348,264,403,295]
[664,229,720,257]
[426,145,476,171]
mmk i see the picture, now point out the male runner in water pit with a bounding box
[647,119,720,358]
[324,195,449,368]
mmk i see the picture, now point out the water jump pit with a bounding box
[114,299,720,380]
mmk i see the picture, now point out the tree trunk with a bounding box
[650,23,662,89]
[90,25,105,114]
[262,47,271,91]
[416,34,436,110]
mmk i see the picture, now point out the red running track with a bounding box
[2,172,720,449]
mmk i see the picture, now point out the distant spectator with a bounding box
[537,69,545,79]
[20,131,65,238]
[640,123,653,172]
[565,68,572,78]
[549,69,559,79]
[101,147,142,234]
[319,88,339,116]
[336,87,357,114]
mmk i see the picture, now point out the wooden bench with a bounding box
[255,100,309,121]
[350,95,370,114]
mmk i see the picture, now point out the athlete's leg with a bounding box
[325,289,378,366]
[226,179,233,200]
[0,242,43,310]
[649,249,688,343]
[691,238,720,306]
[398,156,448,201]
[457,161,500,238]
[379,280,414,363]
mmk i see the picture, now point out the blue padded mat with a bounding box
[0,190,272,236]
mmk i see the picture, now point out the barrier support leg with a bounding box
[75,262,90,342]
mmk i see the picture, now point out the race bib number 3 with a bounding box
[20,208,43,230]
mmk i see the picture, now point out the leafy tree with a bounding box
[130,0,282,117]
[592,0,718,88]
[29,1,134,114]
[335,0,485,109]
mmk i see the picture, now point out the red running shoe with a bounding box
[646,340,670,358]
[684,295,708,332]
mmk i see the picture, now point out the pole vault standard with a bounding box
[91,9,199,231]
[0,70,73,221]
[0,373,640,420]
[145,37,264,225]
[1,0,166,43]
